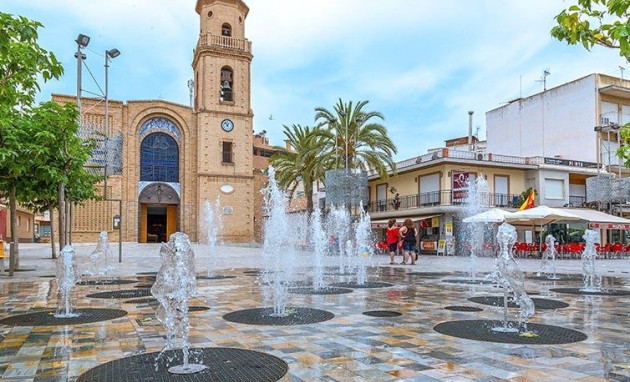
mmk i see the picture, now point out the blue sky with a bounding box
[4,0,627,161]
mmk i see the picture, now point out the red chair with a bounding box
[515,242,529,258]
[610,243,623,259]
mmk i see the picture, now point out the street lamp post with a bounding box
[104,48,120,200]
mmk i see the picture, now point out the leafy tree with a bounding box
[0,12,63,275]
[269,124,324,214]
[17,102,100,259]
[551,0,630,60]
[313,99,397,179]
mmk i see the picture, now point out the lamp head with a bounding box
[106,49,121,59]
[76,34,90,48]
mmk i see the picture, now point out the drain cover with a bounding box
[87,289,152,299]
[550,288,630,296]
[442,279,497,285]
[289,287,353,295]
[362,310,402,317]
[408,272,454,277]
[136,272,158,275]
[444,306,484,312]
[434,320,587,345]
[76,279,137,286]
[223,307,334,326]
[468,296,569,310]
[0,308,127,326]
[330,281,393,289]
[123,297,156,304]
[76,347,288,382]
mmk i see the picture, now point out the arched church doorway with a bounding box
[138,183,179,243]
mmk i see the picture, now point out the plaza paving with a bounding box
[0,242,629,381]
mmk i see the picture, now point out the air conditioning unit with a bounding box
[601,117,611,126]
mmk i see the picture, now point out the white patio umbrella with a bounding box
[463,208,513,223]
[504,206,582,255]
[504,205,581,226]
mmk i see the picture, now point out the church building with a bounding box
[53,0,269,244]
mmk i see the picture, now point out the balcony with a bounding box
[367,190,522,213]
[197,33,252,54]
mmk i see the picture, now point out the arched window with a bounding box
[220,66,233,102]
[222,23,232,37]
[140,133,179,182]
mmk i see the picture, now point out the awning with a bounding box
[371,214,441,228]
[564,208,630,230]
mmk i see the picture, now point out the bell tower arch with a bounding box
[193,0,254,242]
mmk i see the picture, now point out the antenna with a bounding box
[620,66,625,80]
[536,69,551,91]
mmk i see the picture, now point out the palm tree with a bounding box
[269,124,325,213]
[313,98,397,179]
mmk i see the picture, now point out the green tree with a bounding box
[313,99,397,179]
[0,12,63,275]
[17,102,100,259]
[551,1,630,166]
[551,0,630,60]
[269,124,324,214]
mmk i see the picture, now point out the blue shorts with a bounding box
[388,243,398,252]
[403,242,416,252]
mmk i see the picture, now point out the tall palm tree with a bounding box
[269,124,325,213]
[313,98,397,179]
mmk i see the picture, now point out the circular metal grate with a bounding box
[550,288,630,296]
[330,281,393,289]
[134,284,154,289]
[77,279,138,286]
[442,279,497,285]
[223,307,334,326]
[87,289,152,299]
[0,308,127,326]
[123,297,156,304]
[408,272,454,277]
[3,268,36,272]
[468,296,569,310]
[434,320,587,345]
[136,271,158,275]
[526,274,582,281]
[444,306,484,312]
[76,347,288,382]
[362,310,402,317]
[289,287,354,295]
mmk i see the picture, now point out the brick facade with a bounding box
[51,0,266,244]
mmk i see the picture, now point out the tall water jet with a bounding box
[151,232,206,374]
[203,197,223,277]
[261,166,294,317]
[55,245,80,318]
[328,205,351,274]
[494,222,535,334]
[581,229,602,292]
[84,231,114,277]
[354,206,373,285]
[538,234,559,279]
[309,207,326,291]
[463,175,490,279]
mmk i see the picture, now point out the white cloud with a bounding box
[4,0,627,161]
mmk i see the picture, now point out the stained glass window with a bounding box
[140,133,179,182]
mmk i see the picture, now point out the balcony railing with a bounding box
[568,195,587,207]
[197,33,252,53]
[367,190,522,213]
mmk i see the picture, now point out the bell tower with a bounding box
[193,0,254,242]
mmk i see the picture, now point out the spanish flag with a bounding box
[518,191,535,211]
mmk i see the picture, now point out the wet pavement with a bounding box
[0,242,629,381]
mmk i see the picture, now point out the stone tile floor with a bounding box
[0,243,629,381]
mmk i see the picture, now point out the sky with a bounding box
[3,0,628,162]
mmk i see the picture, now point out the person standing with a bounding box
[386,218,400,265]
[399,218,417,265]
